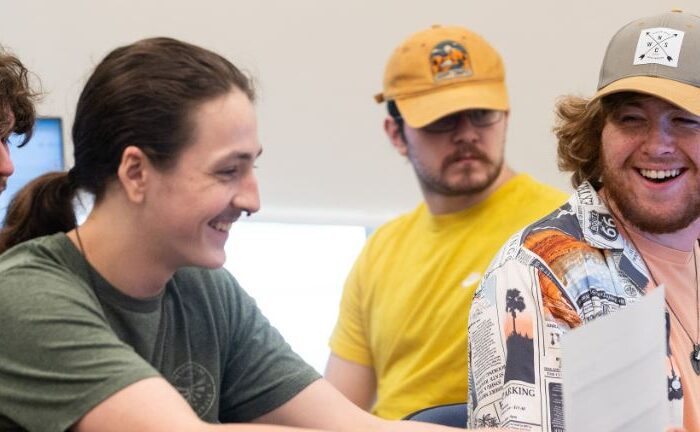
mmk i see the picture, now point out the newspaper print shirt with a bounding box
[467,181,683,431]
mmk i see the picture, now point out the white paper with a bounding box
[561,286,668,432]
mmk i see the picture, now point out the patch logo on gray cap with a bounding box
[633,27,685,67]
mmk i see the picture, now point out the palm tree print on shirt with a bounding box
[504,288,535,384]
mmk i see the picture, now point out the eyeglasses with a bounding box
[420,109,504,133]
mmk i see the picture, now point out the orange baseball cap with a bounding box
[375,25,508,128]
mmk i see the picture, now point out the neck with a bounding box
[423,165,516,215]
[67,200,174,299]
[602,190,700,251]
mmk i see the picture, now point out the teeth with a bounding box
[209,221,232,232]
[639,168,681,180]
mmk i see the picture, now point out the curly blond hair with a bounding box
[554,92,636,188]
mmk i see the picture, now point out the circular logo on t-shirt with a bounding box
[172,362,216,416]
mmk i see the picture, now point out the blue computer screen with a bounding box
[0,117,65,224]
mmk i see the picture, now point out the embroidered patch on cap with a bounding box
[430,40,473,81]
[633,27,685,67]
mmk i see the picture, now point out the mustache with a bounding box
[442,148,490,170]
[0,178,6,194]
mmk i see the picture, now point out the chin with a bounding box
[627,206,698,234]
[190,251,227,269]
[205,256,227,269]
[608,189,699,234]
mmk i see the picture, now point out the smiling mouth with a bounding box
[638,168,683,183]
[208,221,233,233]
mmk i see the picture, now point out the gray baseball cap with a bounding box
[593,10,700,115]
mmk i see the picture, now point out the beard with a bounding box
[408,146,504,197]
[601,163,700,234]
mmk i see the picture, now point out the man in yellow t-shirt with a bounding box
[325,25,566,419]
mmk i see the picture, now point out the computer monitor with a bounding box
[0,117,65,225]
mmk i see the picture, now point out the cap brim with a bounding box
[395,81,509,128]
[593,76,700,116]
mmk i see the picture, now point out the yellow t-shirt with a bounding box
[329,174,567,419]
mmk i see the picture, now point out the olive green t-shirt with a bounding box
[0,233,320,432]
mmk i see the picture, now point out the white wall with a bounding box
[5,0,696,226]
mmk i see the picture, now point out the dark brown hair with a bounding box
[0,37,254,253]
[0,48,38,145]
[0,172,74,252]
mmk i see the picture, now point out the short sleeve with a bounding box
[328,244,373,366]
[468,258,556,431]
[0,267,159,432]
[217,272,320,422]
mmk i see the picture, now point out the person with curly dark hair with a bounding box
[0,47,38,197]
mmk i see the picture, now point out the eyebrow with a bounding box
[224,147,263,162]
[618,100,644,108]
[618,99,696,115]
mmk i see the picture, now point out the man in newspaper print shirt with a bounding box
[468,10,700,432]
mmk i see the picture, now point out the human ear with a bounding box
[117,146,150,204]
[384,117,408,157]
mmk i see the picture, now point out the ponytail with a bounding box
[0,171,77,253]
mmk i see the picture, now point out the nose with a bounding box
[451,113,480,145]
[0,143,15,178]
[233,171,261,215]
[642,118,676,156]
